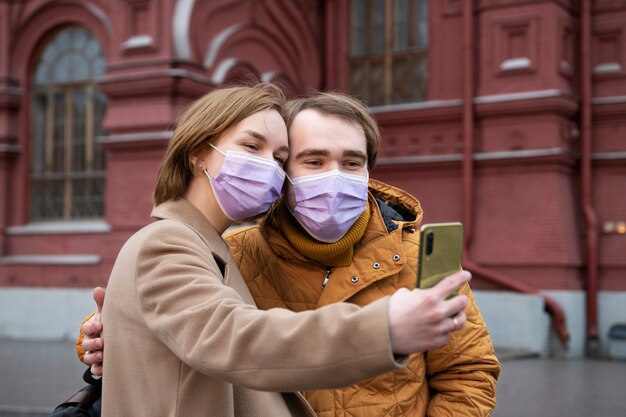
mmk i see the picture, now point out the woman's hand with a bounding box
[388,270,470,355]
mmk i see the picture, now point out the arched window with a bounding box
[350,0,428,105]
[30,27,107,221]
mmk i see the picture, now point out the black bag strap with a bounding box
[81,368,102,389]
[59,388,99,408]
[49,368,102,416]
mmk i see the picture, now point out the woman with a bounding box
[99,84,471,417]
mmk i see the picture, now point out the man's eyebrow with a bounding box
[343,150,367,161]
[294,149,330,159]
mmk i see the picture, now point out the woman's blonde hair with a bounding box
[153,83,286,205]
[284,92,380,170]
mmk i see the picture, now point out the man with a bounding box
[79,92,499,416]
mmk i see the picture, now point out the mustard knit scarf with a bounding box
[275,199,370,267]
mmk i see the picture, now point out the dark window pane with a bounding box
[350,0,428,105]
[394,0,408,51]
[93,56,106,78]
[93,90,108,171]
[34,63,48,84]
[73,27,87,50]
[416,0,428,48]
[350,61,370,102]
[34,27,106,86]
[368,59,386,105]
[72,55,89,81]
[31,180,64,221]
[351,0,366,55]
[71,178,105,218]
[72,91,86,173]
[53,53,72,83]
[392,54,427,103]
[56,30,70,52]
[32,93,47,176]
[372,0,385,54]
[85,37,102,60]
[30,27,107,221]
[52,93,65,173]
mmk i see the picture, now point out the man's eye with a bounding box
[345,160,364,168]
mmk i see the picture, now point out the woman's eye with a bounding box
[274,156,286,166]
[243,143,260,152]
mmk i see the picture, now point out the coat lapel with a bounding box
[151,199,257,306]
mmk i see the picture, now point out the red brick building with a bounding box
[0,0,624,357]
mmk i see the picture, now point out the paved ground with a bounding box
[493,355,626,417]
[0,339,86,417]
[0,338,625,416]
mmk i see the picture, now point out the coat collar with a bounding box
[151,198,232,263]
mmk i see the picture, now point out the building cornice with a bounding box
[376,147,578,166]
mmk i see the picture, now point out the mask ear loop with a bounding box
[203,143,227,180]
[209,143,226,156]
[284,173,298,219]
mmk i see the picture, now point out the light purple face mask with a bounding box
[205,145,285,221]
[288,169,369,243]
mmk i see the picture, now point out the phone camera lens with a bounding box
[425,231,434,255]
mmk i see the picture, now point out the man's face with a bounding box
[285,109,368,178]
[284,108,368,210]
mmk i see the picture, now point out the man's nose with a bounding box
[327,160,342,172]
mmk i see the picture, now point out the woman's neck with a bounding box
[184,176,232,234]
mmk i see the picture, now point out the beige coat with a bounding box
[226,179,500,417]
[101,199,405,417]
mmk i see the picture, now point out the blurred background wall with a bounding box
[0,0,624,359]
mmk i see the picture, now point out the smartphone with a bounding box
[417,222,464,297]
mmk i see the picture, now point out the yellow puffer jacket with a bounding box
[226,179,500,417]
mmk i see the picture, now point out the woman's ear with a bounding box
[190,155,205,171]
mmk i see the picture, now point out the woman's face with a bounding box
[203,108,289,174]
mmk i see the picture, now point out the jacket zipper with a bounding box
[322,269,332,288]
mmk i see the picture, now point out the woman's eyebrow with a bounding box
[242,130,267,141]
[243,130,289,154]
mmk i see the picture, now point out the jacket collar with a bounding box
[151,198,232,263]
[261,179,423,265]
[367,178,422,230]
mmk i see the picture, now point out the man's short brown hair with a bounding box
[284,92,380,170]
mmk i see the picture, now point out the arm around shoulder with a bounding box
[75,312,95,362]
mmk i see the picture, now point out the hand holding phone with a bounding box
[417,222,464,298]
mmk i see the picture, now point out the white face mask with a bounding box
[287,170,369,242]
[205,144,286,221]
